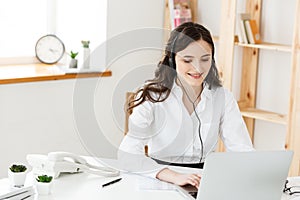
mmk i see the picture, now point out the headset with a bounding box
[168,33,204,164]
[168,35,178,70]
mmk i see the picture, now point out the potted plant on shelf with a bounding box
[81,40,90,69]
[8,164,27,187]
[69,51,79,68]
[36,175,53,195]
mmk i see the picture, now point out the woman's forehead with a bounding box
[177,40,212,57]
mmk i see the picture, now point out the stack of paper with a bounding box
[0,184,35,200]
[137,175,177,191]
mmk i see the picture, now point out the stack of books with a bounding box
[0,184,35,200]
[237,13,262,44]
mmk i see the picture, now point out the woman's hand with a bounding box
[156,168,201,188]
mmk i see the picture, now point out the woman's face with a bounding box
[175,39,212,88]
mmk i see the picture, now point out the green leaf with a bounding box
[9,164,27,172]
[36,175,53,183]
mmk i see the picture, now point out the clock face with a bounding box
[35,35,65,64]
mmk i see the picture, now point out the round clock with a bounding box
[35,34,65,64]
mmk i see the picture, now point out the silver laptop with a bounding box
[177,150,293,200]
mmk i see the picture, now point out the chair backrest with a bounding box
[124,92,134,135]
[124,92,148,156]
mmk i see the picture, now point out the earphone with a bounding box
[168,35,178,69]
[169,34,204,164]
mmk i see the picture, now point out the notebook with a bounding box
[176,150,293,200]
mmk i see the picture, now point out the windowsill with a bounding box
[0,64,112,85]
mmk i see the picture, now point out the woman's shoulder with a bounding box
[210,86,236,101]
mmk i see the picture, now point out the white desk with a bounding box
[1,157,300,200]
[1,172,300,200]
[0,172,185,200]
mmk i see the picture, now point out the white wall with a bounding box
[0,80,90,178]
[0,0,165,178]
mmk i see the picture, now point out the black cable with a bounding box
[169,32,204,164]
[177,78,204,163]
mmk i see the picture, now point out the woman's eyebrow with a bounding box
[201,54,211,57]
[182,55,194,58]
[182,54,211,58]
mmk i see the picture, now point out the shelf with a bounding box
[0,64,112,85]
[236,42,292,52]
[240,107,288,125]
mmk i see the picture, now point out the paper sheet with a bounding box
[137,175,177,191]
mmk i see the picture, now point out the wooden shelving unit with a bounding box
[218,0,300,176]
[164,0,198,31]
[239,107,287,125]
[236,42,292,52]
[164,0,300,176]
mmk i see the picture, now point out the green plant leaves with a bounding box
[36,175,53,183]
[9,164,27,173]
[70,51,79,59]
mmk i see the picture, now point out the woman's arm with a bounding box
[156,168,201,188]
[219,89,254,151]
[119,100,201,187]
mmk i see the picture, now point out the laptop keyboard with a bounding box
[189,191,198,199]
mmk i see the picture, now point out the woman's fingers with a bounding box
[191,174,201,181]
[195,173,202,179]
[187,174,201,187]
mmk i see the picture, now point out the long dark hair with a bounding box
[128,22,222,112]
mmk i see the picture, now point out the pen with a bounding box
[102,178,122,188]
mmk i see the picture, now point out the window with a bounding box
[0,0,47,57]
[0,0,107,64]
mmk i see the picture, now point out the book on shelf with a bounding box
[248,19,262,44]
[237,13,261,44]
[237,13,251,44]
[169,0,193,30]
[244,19,255,44]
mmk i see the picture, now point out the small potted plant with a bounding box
[81,40,90,69]
[69,51,79,68]
[8,164,27,187]
[36,175,53,195]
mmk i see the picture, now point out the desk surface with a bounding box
[1,172,299,200]
[0,173,185,200]
[1,157,300,200]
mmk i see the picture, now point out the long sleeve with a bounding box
[118,100,166,179]
[219,90,254,152]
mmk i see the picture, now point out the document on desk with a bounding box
[137,175,177,191]
[0,179,35,200]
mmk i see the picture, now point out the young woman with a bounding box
[119,22,253,188]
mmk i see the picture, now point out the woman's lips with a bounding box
[187,72,203,79]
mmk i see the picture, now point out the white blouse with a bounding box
[118,83,254,177]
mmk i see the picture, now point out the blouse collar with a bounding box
[172,80,212,100]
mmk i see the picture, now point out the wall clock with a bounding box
[35,35,65,64]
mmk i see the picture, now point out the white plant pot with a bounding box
[8,170,27,187]
[83,48,90,69]
[36,182,53,195]
[69,59,78,68]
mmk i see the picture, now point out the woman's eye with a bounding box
[183,60,192,63]
[201,56,210,62]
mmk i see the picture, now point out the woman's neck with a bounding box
[176,78,203,103]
